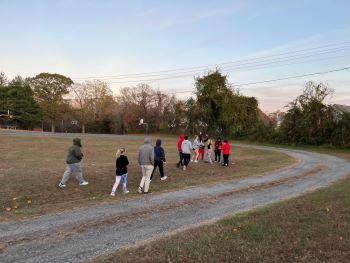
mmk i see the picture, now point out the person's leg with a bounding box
[111,176,122,194]
[207,149,213,164]
[159,161,164,178]
[139,166,146,192]
[143,165,153,193]
[73,162,86,183]
[121,173,129,193]
[61,164,73,185]
[185,154,190,166]
[150,161,159,180]
[218,151,221,163]
[195,149,199,162]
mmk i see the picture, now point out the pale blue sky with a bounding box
[1,0,350,112]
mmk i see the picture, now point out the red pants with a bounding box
[198,148,205,160]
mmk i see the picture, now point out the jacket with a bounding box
[222,143,231,155]
[177,134,184,152]
[154,139,166,162]
[66,138,84,164]
[181,139,192,154]
[138,138,154,165]
[214,140,222,151]
[116,155,129,176]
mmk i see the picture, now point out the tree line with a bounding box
[0,70,349,147]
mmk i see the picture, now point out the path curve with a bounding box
[1,144,350,263]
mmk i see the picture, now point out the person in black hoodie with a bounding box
[150,139,167,181]
[111,147,130,196]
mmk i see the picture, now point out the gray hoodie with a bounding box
[138,138,154,165]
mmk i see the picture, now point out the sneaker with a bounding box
[123,190,130,194]
[58,183,66,188]
[143,191,152,194]
[110,192,115,196]
[161,176,168,181]
[138,186,143,193]
[79,181,89,186]
[194,160,198,163]
[183,166,186,171]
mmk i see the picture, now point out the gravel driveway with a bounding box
[1,140,349,263]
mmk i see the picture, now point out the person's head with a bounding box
[116,147,126,158]
[156,138,162,146]
[73,138,82,147]
[217,137,221,141]
[179,134,184,139]
[144,137,151,144]
[224,139,228,143]
[184,135,188,140]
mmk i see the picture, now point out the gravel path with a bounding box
[1,140,349,263]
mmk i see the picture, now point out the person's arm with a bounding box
[138,150,141,165]
[74,146,83,160]
[150,148,154,165]
[125,156,129,166]
[161,147,166,162]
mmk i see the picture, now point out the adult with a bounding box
[191,135,200,163]
[181,135,192,170]
[150,139,167,181]
[138,138,154,194]
[176,134,185,168]
[59,138,88,188]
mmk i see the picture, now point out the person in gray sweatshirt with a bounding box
[138,137,154,194]
[181,136,192,170]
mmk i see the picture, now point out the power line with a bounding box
[72,41,350,80]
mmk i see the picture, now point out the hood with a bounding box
[179,134,184,140]
[73,138,82,147]
[156,139,162,146]
[144,137,151,144]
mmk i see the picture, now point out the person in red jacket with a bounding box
[222,140,231,167]
[176,134,185,168]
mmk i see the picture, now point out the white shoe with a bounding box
[194,160,198,163]
[183,166,186,171]
[161,176,168,181]
[58,183,66,188]
[123,190,130,194]
[79,181,89,186]
[138,186,143,193]
[110,192,115,196]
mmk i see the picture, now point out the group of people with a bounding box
[176,134,231,170]
[58,134,231,195]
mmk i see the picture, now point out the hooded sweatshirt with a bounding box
[138,138,154,165]
[154,139,166,162]
[181,139,193,154]
[66,138,84,164]
[177,134,184,152]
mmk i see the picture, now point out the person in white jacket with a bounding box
[181,136,192,170]
[191,135,200,163]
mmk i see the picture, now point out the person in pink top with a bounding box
[221,140,231,167]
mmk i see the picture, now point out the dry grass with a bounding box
[0,135,295,220]
[96,147,350,263]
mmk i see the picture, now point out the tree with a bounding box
[30,73,73,132]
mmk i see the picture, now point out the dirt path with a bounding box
[1,144,350,263]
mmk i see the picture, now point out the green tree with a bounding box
[30,73,73,132]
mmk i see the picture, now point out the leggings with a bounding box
[111,173,128,193]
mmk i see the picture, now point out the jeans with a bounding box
[151,160,164,180]
[214,150,221,162]
[177,152,183,166]
[223,154,230,166]
[182,153,191,166]
[111,173,128,193]
[61,162,86,184]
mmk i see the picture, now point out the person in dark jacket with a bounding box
[59,138,88,187]
[111,148,129,196]
[150,139,167,181]
[214,137,222,163]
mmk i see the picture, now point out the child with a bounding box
[191,135,200,163]
[198,134,205,161]
[214,137,222,163]
[204,137,213,164]
[181,135,192,170]
[151,139,167,181]
[222,140,231,167]
[111,148,129,196]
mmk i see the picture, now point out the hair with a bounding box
[217,137,221,140]
[184,135,188,140]
[116,147,126,158]
[224,140,228,143]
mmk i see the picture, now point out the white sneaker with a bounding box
[194,160,198,163]
[58,183,66,188]
[183,166,186,171]
[79,181,89,186]
[123,190,130,194]
[110,192,115,196]
[161,176,168,181]
[138,186,143,193]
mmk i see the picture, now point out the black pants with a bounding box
[151,160,164,180]
[223,154,229,166]
[177,152,183,166]
[182,153,191,167]
[214,150,221,162]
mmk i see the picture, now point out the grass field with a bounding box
[0,134,295,220]
[98,147,350,263]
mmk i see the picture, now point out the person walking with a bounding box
[138,138,154,194]
[176,134,185,168]
[222,140,231,167]
[111,148,129,196]
[59,138,88,187]
[191,135,200,163]
[150,139,167,181]
[214,137,223,163]
[181,136,192,170]
[204,137,213,164]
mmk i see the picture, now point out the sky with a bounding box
[1,0,350,113]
